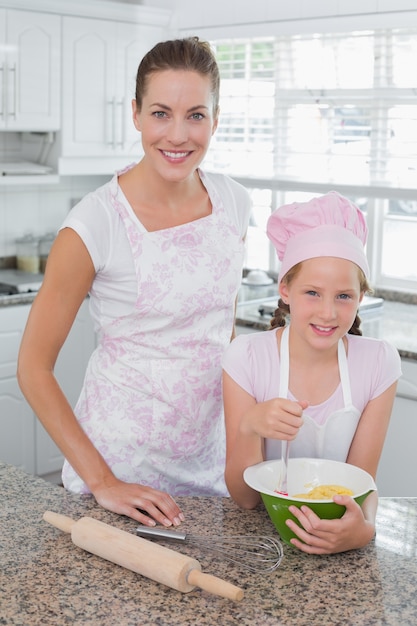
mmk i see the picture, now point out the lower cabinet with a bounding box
[0,299,95,482]
[377,358,417,497]
[0,304,35,474]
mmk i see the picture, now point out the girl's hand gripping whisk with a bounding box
[276,400,307,495]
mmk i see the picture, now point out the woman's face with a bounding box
[132,69,218,183]
[279,256,363,350]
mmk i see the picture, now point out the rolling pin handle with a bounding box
[187,568,244,601]
[43,511,76,534]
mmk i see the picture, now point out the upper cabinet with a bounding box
[60,16,166,171]
[0,8,60,131]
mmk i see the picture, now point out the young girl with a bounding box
[17,37,251,528]
[222,192,401,554]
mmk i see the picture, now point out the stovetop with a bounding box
[0,269,43,294]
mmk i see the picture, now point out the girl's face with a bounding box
[279,257,364,349]
[132,69,218,183]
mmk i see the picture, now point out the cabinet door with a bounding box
[35,299,96,477]
[376,359,417,496]
[5,9,60,131]
[62,17,118,157]
[0,9,5,130]
[0,300,95,480]
[0,304,35,474]
[115,21,162,157]
[0,377,35,474]
[61,16,165,161]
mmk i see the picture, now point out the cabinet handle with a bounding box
[396,391,417,401]
[8,63,16,119]
[107,98,116,148]
[108,98,126,149]
[0,64,4,119]
[112,96,117,149]
[117,98,125,147]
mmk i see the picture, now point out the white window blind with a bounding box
[205,29,417,290]
[206,29,417,187]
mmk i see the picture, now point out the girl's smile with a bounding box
[311,324,338,336]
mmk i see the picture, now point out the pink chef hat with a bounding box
[267,191,369,284]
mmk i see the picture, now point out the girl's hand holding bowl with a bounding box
[243,457,376,551]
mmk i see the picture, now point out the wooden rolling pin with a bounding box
[43,511,244,601]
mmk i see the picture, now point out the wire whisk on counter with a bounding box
[135,526,284,573]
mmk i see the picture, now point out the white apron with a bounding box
[62,172,245,496]
[265,325,361,461]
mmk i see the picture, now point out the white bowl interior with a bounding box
[244,458,376,502]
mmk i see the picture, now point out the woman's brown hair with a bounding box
[270,262,371,336]
[135,37,220,115]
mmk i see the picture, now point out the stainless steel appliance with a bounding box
[0,269,43,295]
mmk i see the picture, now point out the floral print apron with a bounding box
[62,171,245,496]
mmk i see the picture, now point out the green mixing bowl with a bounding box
[243,458,376,545]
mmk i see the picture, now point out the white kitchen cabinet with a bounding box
[0,8,60,131]
[0,304,35,474]
[0,299,95,482]
[60,16,164,164]
[35,298,96,480]
[377,358,417,497]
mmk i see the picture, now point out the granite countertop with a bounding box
[236,298,417,361]
[2,462,417,626]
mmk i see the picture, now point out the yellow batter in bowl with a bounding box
[294,484,354,499]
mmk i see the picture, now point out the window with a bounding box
[206,30,417,292]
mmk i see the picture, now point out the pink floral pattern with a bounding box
[62,170,245,496]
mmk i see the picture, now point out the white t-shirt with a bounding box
[222,328,402,424]
[61,169,251,330]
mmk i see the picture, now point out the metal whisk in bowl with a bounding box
[135,526,283,573]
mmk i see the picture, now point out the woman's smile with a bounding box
[161,150,191,159]
[133,69,218,183]
[160,149,193,164]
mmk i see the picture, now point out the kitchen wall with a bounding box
[0,176,108,260]
[0,0,167,263]
[144,0,417,35]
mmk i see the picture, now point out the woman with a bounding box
[222,192,401,553]
[18,37,251,527]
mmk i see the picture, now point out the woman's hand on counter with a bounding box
[92,478,185,528]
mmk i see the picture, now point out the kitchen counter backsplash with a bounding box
[0,255,18,270]
[236,280,417,361]
[1,268,416,359]
[374,287,417,306]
